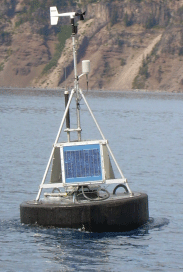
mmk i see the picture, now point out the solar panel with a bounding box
[62,143,103,184]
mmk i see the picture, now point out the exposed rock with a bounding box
[0,0,183,92]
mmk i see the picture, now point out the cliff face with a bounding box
[1,0,183,92]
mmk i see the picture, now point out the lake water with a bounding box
[0,88,183,271]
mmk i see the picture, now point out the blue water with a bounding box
[0,89,183,271]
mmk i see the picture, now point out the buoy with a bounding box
[20,6,149,232]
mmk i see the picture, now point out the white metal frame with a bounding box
[35,7,132,201]
[36,88,132,201]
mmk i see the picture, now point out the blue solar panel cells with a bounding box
[63,144,102,183]
[76,150,81,177]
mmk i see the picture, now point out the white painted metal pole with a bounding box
[36,89,75,201]
[72,36,77,84]
[72,35,81,141]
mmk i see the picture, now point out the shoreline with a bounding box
[0,86,183,94]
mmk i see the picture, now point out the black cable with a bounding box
[113,184,129,195]
[81,186,110,201]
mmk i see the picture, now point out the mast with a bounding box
[50,7,85,142]
[71,18,81,141]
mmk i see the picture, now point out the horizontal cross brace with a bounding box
[40,179,127,189]
[64,128,82,132]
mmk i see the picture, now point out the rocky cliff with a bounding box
[1,0,183,92]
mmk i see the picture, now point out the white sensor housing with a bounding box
[82,60,90,74]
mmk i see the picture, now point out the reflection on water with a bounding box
[0,88,183,271]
